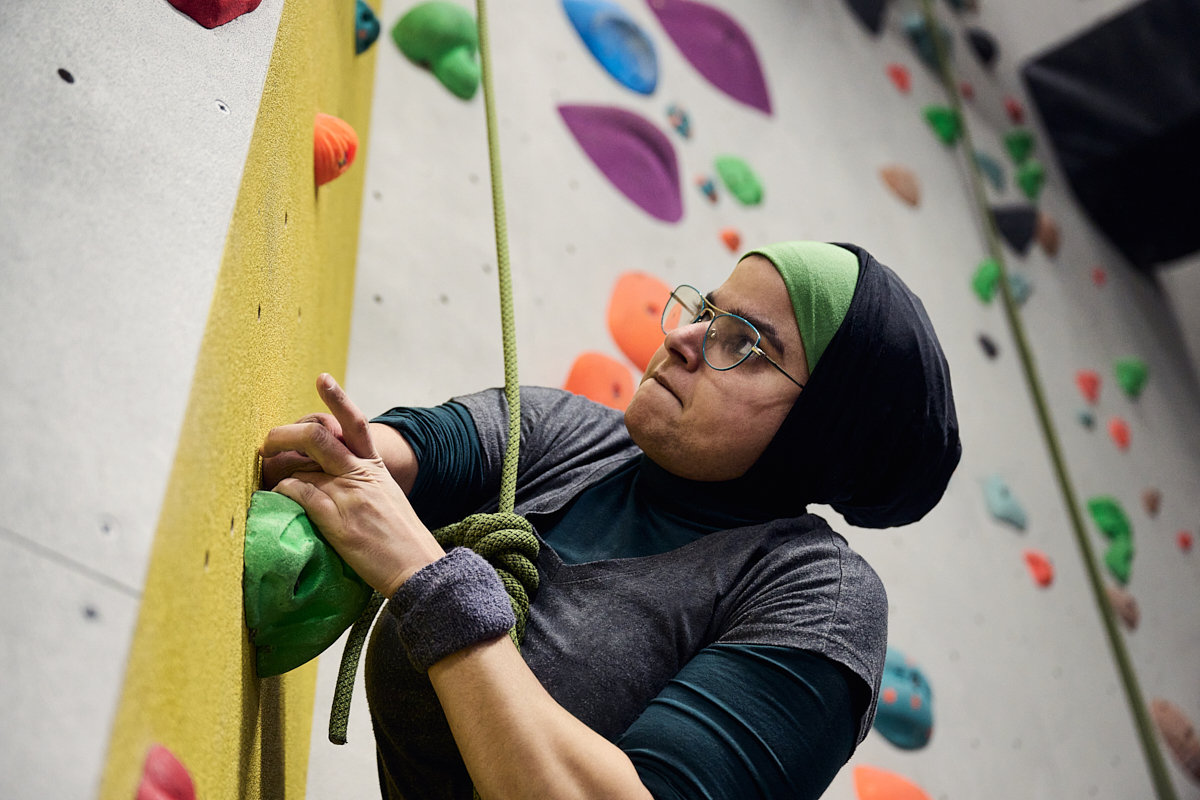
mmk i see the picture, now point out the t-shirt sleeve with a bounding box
[617,643,859,800]
[371,402,489,530]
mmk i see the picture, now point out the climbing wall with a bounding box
[0,1,378,798]
[309,0,1200,799]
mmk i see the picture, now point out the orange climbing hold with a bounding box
[137,744,196,800]
[1004,95,1025,124]
[607,272,672,371]
[1106,584,1140,630]
[880,165,920,207]
[563,352,635,410]
[1036,211,1060,257]
[882,687,898,704]
[1023,549,1054,587]
[720,227,742,252]
[1075,369,1100,404]
[1179,531,1193,552]
[1150,699,1200,783]
[1142,488,1162,517]
[1108,416,1131,450]
[886,63,912,94]
[314,113,358,186]
[853,765,933,800]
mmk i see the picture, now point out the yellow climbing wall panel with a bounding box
[98,0,377,796]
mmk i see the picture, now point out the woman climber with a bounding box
[261,241,960,800]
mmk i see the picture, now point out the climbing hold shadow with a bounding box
[880,165,920,207]
[720,227,741,252]
[608,271,672,371]
[1004,128,1035,165]
[666,103,691,137]
[1107,584,1140,630]
[1023,549,1054,588]
[138,744,196,800]
[991,204,1038,255]
[314,113,359,187]
[1004,95,1025,124]
[392,1,480,100]
[873,647,934,750]
[844,0,889,34]
[923,105,961,145]
[243,491,373,678]
[974,151,1005,191]
[559,104,682,222]
[966,27,997,68]
[1108,416,1131,451]
[977,333,998,359]
[1088,495,1135,584]
[1017,159,1045,201]
[1141,488,1161,517]
[903,12,953,70]
[563,352,635,409]
[971,258,1000,303]
[1114,356,1149,399]
[167,0,261,28]
[695,174,718,202]
[563,0,658,95]
[714,154,763,205]
[1076,369,1100,404]
[984,475,1027,530]
[1150,700,1200,784]
[1036,211,1060,257]
[853,765,934,800]
[646,0,772,114]
[356,0,380,54]
[886,63,912,94]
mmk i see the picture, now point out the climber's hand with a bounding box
[260,412,343,489]
[261,373,444,597]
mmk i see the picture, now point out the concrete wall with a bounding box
[309,0,1200,799]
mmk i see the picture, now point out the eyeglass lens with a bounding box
[661,286,759,370]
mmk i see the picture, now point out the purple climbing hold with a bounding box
[559,104,683,222]
[646,0,771,114]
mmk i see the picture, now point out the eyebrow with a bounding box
[705,291,787,356]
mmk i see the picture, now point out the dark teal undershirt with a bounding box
[373,403,864,800]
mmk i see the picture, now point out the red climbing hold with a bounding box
[886,63,912,94]
[882,687,898,704]
[314,113,358,186]
[608,272,672,372]
[1075,369,1100,404]
[167,0,262,29]
[720,227,742,252]
[1092,266,1108,286]
[1023,549,1054,588]
[1004,95,1025,124]
[959,81,974,100]
[1108,416,1131,451]
[563,352,635,410]
[137,744,196,800]
[1179,531,1193,553]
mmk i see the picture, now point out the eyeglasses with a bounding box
[661,284,805,389]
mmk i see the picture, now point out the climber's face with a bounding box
[625,255,809,481]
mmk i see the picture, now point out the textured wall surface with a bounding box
[312,1,1200,799]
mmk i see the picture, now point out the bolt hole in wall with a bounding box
[215,99,230,114]
[204,550,209,571]
[57,68,73,83]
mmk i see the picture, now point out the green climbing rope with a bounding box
[327,0,536,749]
[917,2,1177,798]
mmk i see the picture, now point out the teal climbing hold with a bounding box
[1004,128,1035,165]
[1114,356,1149,399]
[974,151,1005,191]
[392,1,480,100]
[972,258,1000,303]
[714,155,763,205]
[1088,495,1135,585]
[984,475,1027,529]
[923,105,962,145]
[1008,271,1033,306]
[903,12,953,70]
[1016,159,1045,201]
[1078,409,1096,429]
[355,0,380,54]
[874,647,934,750]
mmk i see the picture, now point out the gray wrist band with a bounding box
[388,547,516,672]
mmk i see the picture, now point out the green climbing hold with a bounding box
[392,1,480,100]
[1105,535,1136,585]
[1114,356,1149,398]
[974,151,1005,191]
[972,258,1000,303]
[923,105,961,146]
[1016,159,1045,201]
[243,491,373,678]
[1004,128,1035,165]
[714,155,763,206]
[1088,495,1135,585]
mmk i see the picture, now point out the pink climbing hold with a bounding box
[1004,94,1025,124]
[1092,266,1108,286]
[959,81,974,100]
[1075,369,1100,405]
[167,0,262,28]
[1108,416,1131,451]
[137,744,196,800]
[886,63,912,94]
[1023,549,1054,588]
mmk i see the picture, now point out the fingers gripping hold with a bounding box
[317,374,378,461]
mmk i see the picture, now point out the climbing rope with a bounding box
[328,0,536,748]
[917,2,1178,798]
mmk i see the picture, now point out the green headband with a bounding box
[743,242,860,371]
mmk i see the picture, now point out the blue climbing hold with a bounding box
[1008,271,1033,307]
[874,647,934,750]
[974,151,1005,191]
[984,474,1027,530]
[563,0,658,95]
[903,12,953,70]
[355,0,380,54]
[1078,409,1096,429]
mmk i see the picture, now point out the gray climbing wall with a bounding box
[0,2,284,798]
[309,0,1200,798]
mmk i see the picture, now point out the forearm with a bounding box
[370,422,419,494]
[429,636,653,800]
